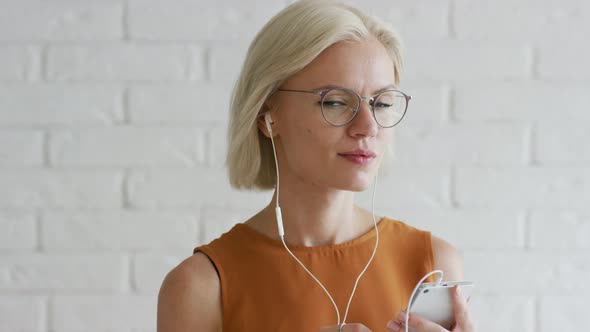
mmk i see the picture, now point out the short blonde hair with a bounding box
[227,0,404,190]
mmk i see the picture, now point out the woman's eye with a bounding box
[321,100,347,107]
[375,102,393,108]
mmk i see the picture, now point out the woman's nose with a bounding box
[348,99,379,137]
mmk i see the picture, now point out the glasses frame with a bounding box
[276,87,412,128]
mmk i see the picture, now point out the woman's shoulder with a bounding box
[169,251,221,288]
[384,216,464,280]
[157,252,222,332]
[430,234,464,280]
[166,252,221,302]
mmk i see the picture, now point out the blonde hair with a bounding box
[227,0,404,190]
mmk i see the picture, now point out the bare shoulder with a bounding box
[430,235,464,281]
[157,252,222,332]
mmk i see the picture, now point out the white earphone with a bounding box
[264,111,273,135]
[263,111,285,236]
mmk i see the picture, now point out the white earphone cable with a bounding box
[267,120,380,328]
[341,165,379,324]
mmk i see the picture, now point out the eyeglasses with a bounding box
[276,87,412,128]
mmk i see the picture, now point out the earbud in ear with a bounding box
[264,112,273,134]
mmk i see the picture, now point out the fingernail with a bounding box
[387,320,401,331]
[456,285,462,296]
[397,311,406,321]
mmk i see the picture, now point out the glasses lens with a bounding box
[320,89,358,126]
[373,91,407,127]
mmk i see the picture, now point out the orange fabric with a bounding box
[193,217,436,332]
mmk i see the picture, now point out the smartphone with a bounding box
[406,281,474,331]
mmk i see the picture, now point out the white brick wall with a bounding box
[0,0,588,331]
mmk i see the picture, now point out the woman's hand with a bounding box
[386,285,476,332]
[320,323,373,332]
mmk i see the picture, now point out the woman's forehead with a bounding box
[284,39,396,91]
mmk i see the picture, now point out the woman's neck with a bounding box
[246,186,376,247]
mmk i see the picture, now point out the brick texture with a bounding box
[0,0,587,331]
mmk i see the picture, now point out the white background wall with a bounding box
[1,0,589,331]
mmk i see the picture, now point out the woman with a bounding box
[157,1,476,331]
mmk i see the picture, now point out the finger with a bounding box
[386,320,403,332]
[345,323,372,332]
[344,323,373,332]
[396,311,447,332]
[451,286,476,331]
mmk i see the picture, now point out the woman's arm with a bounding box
[431,235,464,281]
[157,252,223,332]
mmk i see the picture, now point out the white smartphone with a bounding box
[406,281,474,331]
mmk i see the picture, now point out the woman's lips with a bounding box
[338,152,376,165]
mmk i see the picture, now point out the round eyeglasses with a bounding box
[276,87,412,128]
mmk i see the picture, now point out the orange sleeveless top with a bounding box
[193,217,436,331]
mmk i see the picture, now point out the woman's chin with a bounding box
[336,176,375,192]
[348,183,373,192]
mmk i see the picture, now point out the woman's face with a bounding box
[264,37,397,192]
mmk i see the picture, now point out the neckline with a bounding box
[234,216,389,252]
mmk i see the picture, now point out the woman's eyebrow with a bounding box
[311,84,345,91]
[311,84,398,94]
